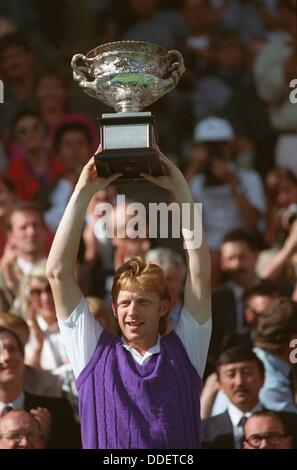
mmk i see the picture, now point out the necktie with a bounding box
[235,415,248,449]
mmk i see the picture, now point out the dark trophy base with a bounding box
[95,112,163,183]
[94,148,162,183]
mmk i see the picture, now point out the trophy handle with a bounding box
[159,49,185,94]
[71,53,98,98]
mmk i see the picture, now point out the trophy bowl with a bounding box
[71,40,185,112]
[71,41,185,182]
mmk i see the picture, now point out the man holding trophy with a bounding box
[46,41,212,449]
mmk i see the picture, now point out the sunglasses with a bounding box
[30,284,52,297]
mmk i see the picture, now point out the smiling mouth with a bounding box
[126,322,144,328]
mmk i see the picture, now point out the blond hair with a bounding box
[111,257,171,335]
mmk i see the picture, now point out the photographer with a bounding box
[188,117,266,286]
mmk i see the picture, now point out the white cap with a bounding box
[193,117,235,143]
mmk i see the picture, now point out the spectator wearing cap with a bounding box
[188,116,266,286]
[254,296,297,414]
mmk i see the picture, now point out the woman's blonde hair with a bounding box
[111,257,171,335]
[18,258,49,317]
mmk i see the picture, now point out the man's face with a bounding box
[36,76,67,107]
[14,115,45,153]
[244,416,292,449]
[1,46,33,81]
[9,210,45,258]
[113,288,169,352]
[58,131,91,176]
[218,360,264,411]
[0,332,23,387]
[0,412,43,449]
[220,241,257,287]
[244,294,273,327]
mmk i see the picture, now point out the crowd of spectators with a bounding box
[0,0,296,449]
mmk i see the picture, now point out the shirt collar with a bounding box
[121,336,161,360]
[228,401,262,427]
[0,392,25,413]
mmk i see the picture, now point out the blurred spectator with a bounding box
[218,281,281,353]
[191,29,245,121]
[0,409,45,449]
[122,0,187,50]
[243,410,292,449]
[0,312,63,398]
[263,167,297,246]
[253,0,297,176]
[257,219,297,297]
[6,109,63,201]
[20,259,68,371]
[0,326,81,448]
[0,202,48,310]
[146,247,186,331]
[35,70,69,130]
[0,32,35,136]
[223,35,277,176]
[206,229,260,375]
[189,117,266,284]
[202,347,265,448]
[254,297,297,414]
[36,121,93,232]
[209,0,280,43]
[182,0,214,74]
[0,1,40,39]
[0,174,17,258]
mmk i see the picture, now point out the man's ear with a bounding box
[112,304,117,318]
[159,299,170,318]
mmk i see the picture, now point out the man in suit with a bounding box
[0,326,80,448]
[202,347,265,449]
[0,409,45,449]
[243,410,292,449]
[206,229,259,376]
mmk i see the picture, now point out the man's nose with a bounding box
[234,372,244,386]
[18,435,32,448]
[26,225,35,236]
[2,348,11,361]
[259,438,271,449]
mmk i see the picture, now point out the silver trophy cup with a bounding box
[71,40,185,181]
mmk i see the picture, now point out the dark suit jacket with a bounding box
[202,411,235,449]
[24,392,81,449]
[202,409,297,449]
[204,286,238,377]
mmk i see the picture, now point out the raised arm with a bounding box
[46,156,121,320]
[141,151,211,324]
